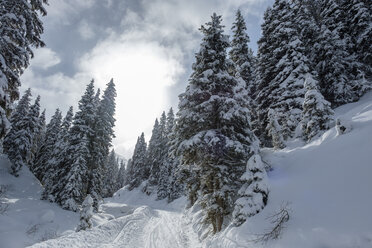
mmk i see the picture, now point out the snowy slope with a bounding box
[207,91,372,247]
[0,158,79,247]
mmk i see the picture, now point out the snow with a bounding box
[29,187,202,248]
[1,92,372,248]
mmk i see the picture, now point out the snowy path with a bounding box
[29,202,202,248]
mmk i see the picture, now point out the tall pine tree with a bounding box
[58,82,96,211]
[175,13,259,233]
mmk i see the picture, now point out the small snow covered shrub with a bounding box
[336,118,352,135]
[233,154,269,226]
[76,194,93,232]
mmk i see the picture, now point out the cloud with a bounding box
[78,20,95,40]
[44,0,96,25]
[30,48,61,70]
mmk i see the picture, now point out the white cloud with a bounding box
[45,0,96,25]
[78,20,95,40]
[30,48,61,70]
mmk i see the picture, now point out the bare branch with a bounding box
[252,202,291,244]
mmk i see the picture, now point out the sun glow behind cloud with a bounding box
[78,37,184,157]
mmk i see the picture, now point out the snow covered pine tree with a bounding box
[176,13,259,233]
[76,194,94,232]
[0,0,47,139]
[302,77,334,141]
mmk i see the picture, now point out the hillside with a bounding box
[1,92,371,248]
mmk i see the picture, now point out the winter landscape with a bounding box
[0,0,371,248]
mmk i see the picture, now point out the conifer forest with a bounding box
[0,0,371,247]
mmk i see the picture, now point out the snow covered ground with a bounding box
[29,188,202,248]
[1,92,372,248]
[0,159,79,247]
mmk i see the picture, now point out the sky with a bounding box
[20,0,274,159]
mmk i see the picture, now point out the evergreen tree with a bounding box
[146,112,168,196]
[163,108,184,202]
[157,111,173,200]
[103,150,120,197]
[42,106,73,202]
[4,90,41,176]
[24,95,41,165]
[76,194,93,232]
[31,109,46,169]
[123,159,132,186]
[302,77,334,141]
[58,82,96,211]
[0,0,47,139]
[229,9,255,95]
[313,0,366,106]
[233,154,269,226]
[175,13,259,233]
[3,88,31,155]
[117,160,126,189]
[256,0,314,146]
[128,133,147,190]
[267,109,285,149]
[348,0,372,80]
[88,79,116,210]
[145,118,160,193]
[32,108,62,182]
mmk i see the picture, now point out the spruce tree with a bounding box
[175,13,259,233]
[157,111,173,200]
[233,154,269,226]
[102,150,120,197]
[24,95,41,165]
[32,108,62,182]
[31,109,46,169]
[76,194,94,232]
[145,118,160,194]
[229,9,255,96]
[42,106,73,202]
[117,160,126,189]
[267,109,285,149]
[146,112,168,196]
[88,79,116,210]
[313,0,366,106]
[128,133,147,190]
[58,82,95,211]
[0,0,47,139]
[3,88,31,155]
[256,0,315,146]
[302,77,334,141]
[123,159,132,186]
[4,90,39,176]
